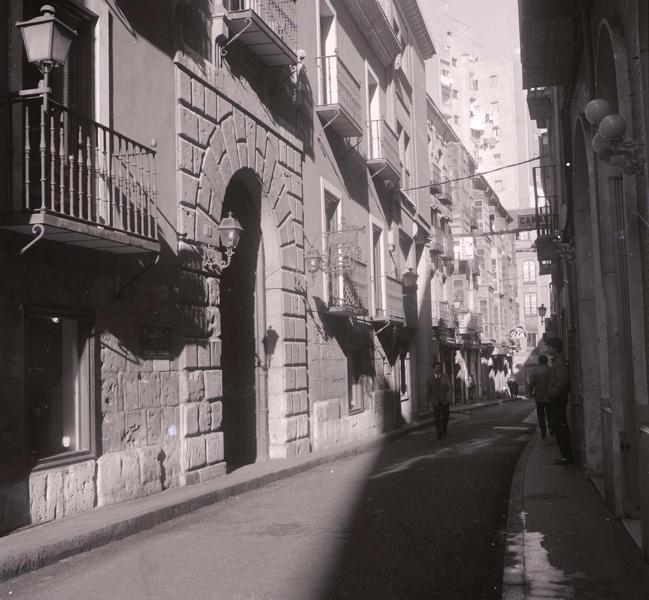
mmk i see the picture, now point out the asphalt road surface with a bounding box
[0,400,536,600]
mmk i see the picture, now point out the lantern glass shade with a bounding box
[305,247,322,273]
[591,132,612,155]
[218,212,243,249]
[537,303,547,318]
[599,114,626,141]
[584,98,612,126]
[17,6,76,68]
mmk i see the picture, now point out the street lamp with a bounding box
[402,267,418,290]
[217,211,243,270]
[16,5,77,111]
[305,246,323,274]
[584,97,643,175]
[537,303,547,328]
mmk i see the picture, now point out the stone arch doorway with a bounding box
[220,171,267,468]
[593,21,644,517]
[571,119,602,475]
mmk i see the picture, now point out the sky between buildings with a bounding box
[421,0,521,59]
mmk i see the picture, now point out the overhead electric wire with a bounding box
[401,155,545,193]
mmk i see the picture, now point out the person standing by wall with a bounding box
[546,337,574,465]
[428,361,452,439]
[529,354,552,438]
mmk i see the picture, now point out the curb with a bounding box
[1,399,510,581]
[501,430,536,600]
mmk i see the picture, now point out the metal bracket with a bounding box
[370,164,388,179]
[341,136,363,159]
[115,253,160,301]
[0,224,45,271]
[219,17,253,60]
[321,109,341,131]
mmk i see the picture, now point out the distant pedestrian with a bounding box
[529,355,552,438]
[546,337,574,465]
[428,361,451,439]
[507,374,519,399]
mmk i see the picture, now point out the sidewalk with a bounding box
[0,398,508,582]
[503,428,649,599]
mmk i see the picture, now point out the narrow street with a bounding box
[0,401,534,600]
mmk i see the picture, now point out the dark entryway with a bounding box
[220,174,263,469]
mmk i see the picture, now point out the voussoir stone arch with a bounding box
[175,64,309,466]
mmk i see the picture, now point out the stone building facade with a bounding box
[0,0,442,533]
[519,0,649,557]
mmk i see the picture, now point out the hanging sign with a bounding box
[509,325,526,340]
[517,211,537,231]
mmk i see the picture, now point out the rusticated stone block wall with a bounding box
[174,54,309,470]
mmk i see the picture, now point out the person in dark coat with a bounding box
[529,354,552,438]
[427,361,452,439]
[546,337,574,465]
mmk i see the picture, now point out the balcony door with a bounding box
[366,66,380,159]
[324,189,342,305]
[371,224,384,316]
[317,0,337,105]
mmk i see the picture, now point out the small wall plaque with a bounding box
[140,324,173,358]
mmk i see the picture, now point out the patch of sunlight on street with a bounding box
[524,530,579,599]
[506,519,588,600]
[369,433,506,479]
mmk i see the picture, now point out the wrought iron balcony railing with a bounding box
[225,0,297,65]
[4,97,158,252]
[367,119,400,181]
[536,204,559,238]
[315,54,363,138]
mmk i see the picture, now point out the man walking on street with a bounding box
[529,354,552,439]
[546,337,574,465]
[428,361,451,439]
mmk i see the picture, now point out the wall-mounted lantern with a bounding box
[216,211,243,270]
[402,267,418,289]
[585,98,643,175]
[16,5,77,111]
[537,303,547,327]
[305,246,323,274]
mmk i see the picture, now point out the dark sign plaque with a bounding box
[140,324,173,358]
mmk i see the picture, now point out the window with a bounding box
[454,115,460,125]
[452,89,459,99]
[441,68,450,77]
[494,153,502,166]
[491,101,499,114]
[397,123,412,188]
[399,352,411,400]
[524,292,537,316]
[495,179,504,192]
[347,349,370,412]
[400,233,413,279]
[472,79,479,91]
[371,225,384,316]
[452,57,458,67]
[527,332,538,347]
[523,260,537,284]
[25,311,94,463]
[489,75,498,87]
[323,188,342,303]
